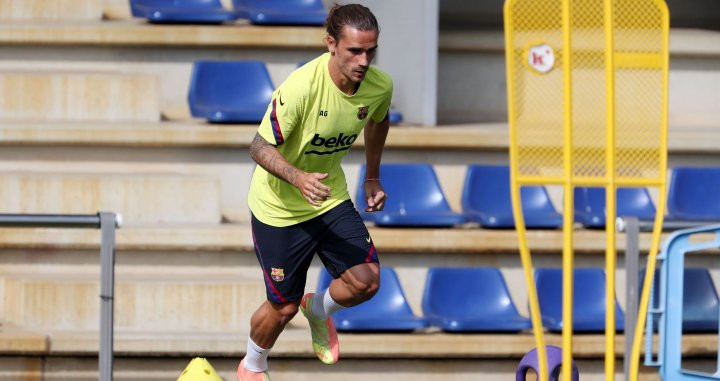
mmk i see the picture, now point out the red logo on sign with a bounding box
[527,44,555,74]
[532,52,544,65]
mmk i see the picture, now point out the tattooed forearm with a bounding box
[282,165,297,185]
[249,133,269,160]
[249,133,301,186]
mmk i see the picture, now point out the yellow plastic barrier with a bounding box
[503,0,669,380]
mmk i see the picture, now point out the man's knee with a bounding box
[270,301,300,323]
[344,270,380,302]
[354,277,380,301]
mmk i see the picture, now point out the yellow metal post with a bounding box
[603,0,617,379]
[629,2,670,379]
[505,0,549,378]
[561,0,574,380]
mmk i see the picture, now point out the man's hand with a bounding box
[363,179,386,212]
[294,172,332,207]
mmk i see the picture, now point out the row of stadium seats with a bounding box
[323,267,719,333]
[189,61,403,124]
[130,0,326,25]
[358,164,720,228]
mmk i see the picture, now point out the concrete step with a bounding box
[0,326,712,381]
[0,0,102,20]
[0,20,325,48]
[43,329,678,358]
[0,224,680,255]
[0,120,717,152]
[103,0,131,19]
[0,329,48,354]
[0,328,679,380]
[0,71,160,122]
[0,173,221,225]
[0,354,670,381]
[1,274,267,332]
[0,325,708,360]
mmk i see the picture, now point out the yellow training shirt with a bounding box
[248,53,393,227]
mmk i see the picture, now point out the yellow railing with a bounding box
[503,0,669,380]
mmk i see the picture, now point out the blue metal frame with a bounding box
[646,224,720,380]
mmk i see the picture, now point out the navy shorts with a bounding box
[251,200,379,304]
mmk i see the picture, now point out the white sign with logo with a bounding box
[527,43,555,74]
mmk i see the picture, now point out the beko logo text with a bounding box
[305,133,358,155]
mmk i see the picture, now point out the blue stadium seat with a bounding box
[535,268,625,332]
[355,164,467,227]
[188,61,274,123]
[317,267,429,331]
[130,0,236,24]
[667,167,720,221]
[389,110,403,125]
[461,165,561,229]
[641,268,719,332]
[574,187,656,228]
[233,0,327,25]
[422,267,531,332]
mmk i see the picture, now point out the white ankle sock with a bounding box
[243,337,270,372]
[311,288,346,320]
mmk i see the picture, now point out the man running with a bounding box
[238,4,392,380]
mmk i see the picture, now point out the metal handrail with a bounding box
[0,212,121,381]
[616,217,716,233]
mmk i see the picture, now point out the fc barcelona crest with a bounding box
[357,106,369,120]
[271,268,285,282]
